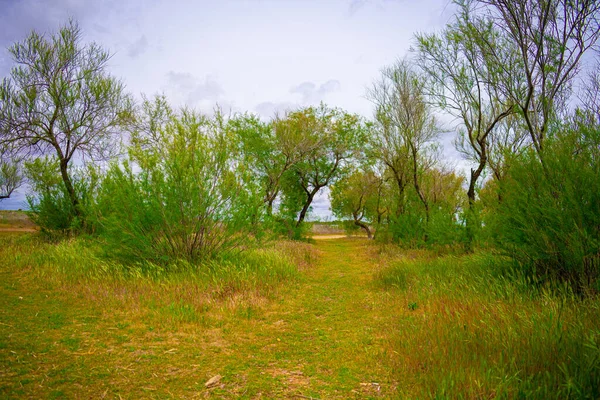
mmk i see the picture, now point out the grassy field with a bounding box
[0,211,37,233]
[1,232,599,398]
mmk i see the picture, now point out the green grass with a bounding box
[375,247,600,398]
[0,234,599,398]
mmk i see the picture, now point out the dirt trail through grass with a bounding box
[247,237,398,397]
[1,237,404,399]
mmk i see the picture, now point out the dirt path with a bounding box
[0,227,37,233]
[230,237,400,398]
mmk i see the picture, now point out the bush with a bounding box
[94,102,263,266]
[426,207,466,248]
[25,157,99,235]
[493,123,600,291]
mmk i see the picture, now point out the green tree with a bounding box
[330,169,381,238]
[368,60,439,237]
[368,105,410,218]
[280,105,366,229]
[0,20,133,223]
[0,154,21,200]
[230,112,317,217]
[416,5,516,247]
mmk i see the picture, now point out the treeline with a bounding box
[1,1,600,291]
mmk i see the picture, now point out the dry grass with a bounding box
[0,210,37,233]
[374,249,600,398]
[1,234,599,398]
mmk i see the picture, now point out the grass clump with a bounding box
[374,247,600,398]
[0,234,316,304]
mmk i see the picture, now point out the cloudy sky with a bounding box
[0,0,461,216]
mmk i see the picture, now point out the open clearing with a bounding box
[1,235,599,398]
[0,211,38,233]
[1,237,404,398]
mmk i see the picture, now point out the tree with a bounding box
[416,4,515,247]
[368,60,439,229]
[280,105,366,228]
[0,155,22,200]
[369,104,411,218]
[0,20,133,221]
[230,111,317,217]
[330,169,381,238]
[476,0,600,162]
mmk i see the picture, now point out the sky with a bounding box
[0,0,462,217]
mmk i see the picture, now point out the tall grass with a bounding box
[374,248,600,398]
[0,234,318,322]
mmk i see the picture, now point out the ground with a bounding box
[0,211,37,233]
[0,236,403,398]
[2,228,598,398]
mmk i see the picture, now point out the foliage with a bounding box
[94,98,263,265]
[0,155,22,200]
[492,122,600,291]
[231,110,331,219]
[24,157,99,234]
[330,169,381,238]
[0,20,132,222]
[277,104,367,229]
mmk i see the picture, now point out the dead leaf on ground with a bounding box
[205,374,222,388]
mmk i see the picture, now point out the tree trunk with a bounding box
[354,219,372,239]
[296,190,317,227]
[265,186,279,217]
[465,153,486,252]
[410,146,429,224]
[266,196,275,217]
[394,175,406,217]
[59,159,81,218]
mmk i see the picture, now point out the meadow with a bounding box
[2,2,600,398]
[1,223,598,399]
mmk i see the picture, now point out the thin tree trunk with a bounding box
[59,159,81,218]
[394,175,406,217]
[266,195,275,216]
[465,151,487,252]
[296,190,317,227]
[354,219,372,239]
[410,145,429,224]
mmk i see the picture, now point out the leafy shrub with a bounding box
[493,123,600,291]
[25,157,99,235]
[94,100,263,266]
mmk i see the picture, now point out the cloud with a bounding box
[290,79,341,104]
[0,0,141,75]
[165,71,224,107]
[319,80,342,93]
[254,101,299,119]
[348,0,402,15]
[348,0,367,14]
[127,35,148,58]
